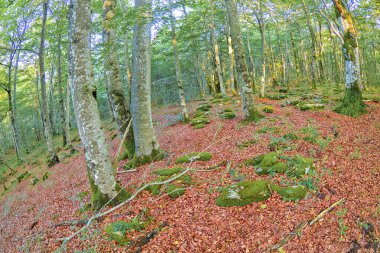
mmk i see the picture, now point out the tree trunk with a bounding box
[103,0,135,158]
[8,50,22,160]
[210,0,226,96]
[129,0,165,167]
[227,30,236,92]
[49,65,55,135]
[70,0,129,210]
[39,0,59,167]
[301,0,318,89]
[226,0,262,122]
[57,31,70,147]
[169,0,189,122]
[332,0,366,117]
[258,0,267,97]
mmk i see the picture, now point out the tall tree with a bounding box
[70,0,129,210]
[332,0,366,117]
[39,0,59,167]
[103,0,135,158]
[225,0,262,121]
[129,0,165,167]
[168,0,189,122]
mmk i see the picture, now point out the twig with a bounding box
[263,198,345,252]
[196,160,227,172]
[116,169,137,174]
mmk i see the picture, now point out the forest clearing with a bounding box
[0,0,380,252]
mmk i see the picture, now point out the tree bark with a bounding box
[129,0,165,167]
[226,0,262,121]
[258,0,267,97]
[168,0,189,122]
[39,0,59,167]
[301,0,318,89]
[103,0,135,158]
[70,0,129,210]
[332,0,366,117]
[210,0,226,96]
[57,30,70,147]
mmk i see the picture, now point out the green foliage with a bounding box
[175,152,212,164]
[299,103,325,111]
[190,117,210,126]
[17,171,31,182]
[257,126,279,134]
[216,180,272,207]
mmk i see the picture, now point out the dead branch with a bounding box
[114,118,133,166]
[196,160,227,172]
[263,198,345,252]
[58,168,192,245]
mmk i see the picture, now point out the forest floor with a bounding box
[0,87,380,253]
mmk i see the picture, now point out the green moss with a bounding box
[257,126,279,134]
[287,156,315,178]
[334,86,367,118]
[194,123,205,129]
[124,148,166,169]
[299,103,325,111]
[271,184,307,201]
[42,171,50,181]
[105,217,145,246]
[267,94,288,100]
[190,117,210,126]
[89,173,131,210]
[216,180,272,207]
[152,167,183,176]
[223,108,233,113]
[196,104,212,112]
[263,106,274,113]
[47,154,60,168]
[17,171,31,182]
[166,185,186,199]
[123,135,135,160]
[219,111,236,119]
[210,98,222,104]
[283,133,299,140]
[175,152,212,164]
[245,108,264,122]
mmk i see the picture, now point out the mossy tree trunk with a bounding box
[226,0,262,122]
[227,28,236,92]
[130,0,165,167]
[70,0,128,210]
[258,0,267,97]
[332,0,366,117]
[168,0,189,122]
[103,0,135,158]
[39,0,59,167]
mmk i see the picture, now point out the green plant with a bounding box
[175,152,212,164]
[336,207,349,240]
[350,148,362,160]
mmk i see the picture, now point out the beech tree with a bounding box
[69,0,129,210]
[332,0,366,117]
[129,0,165,167]
[225,0,263,122]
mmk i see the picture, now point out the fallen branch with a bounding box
[58,168,191,245]
[117,169,137,174]
[114,118,133,166]
[263,198,345,253]
[125,222,168,252]
[196,160,227,172]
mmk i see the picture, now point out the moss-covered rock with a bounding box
[152,167,183,176]
[299,103,325,111]
[216,180,272,207]
[190,117,210,126]
[166,185,186,199]
[286,156,315,178]
[267,94,288,100]
[263,106,274,113]
[105,217,145,246]
[271,184,307,201]
[196,104,212,112]
[175,152,212,164]
[219,111,236,119]
[194,123,205,129]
